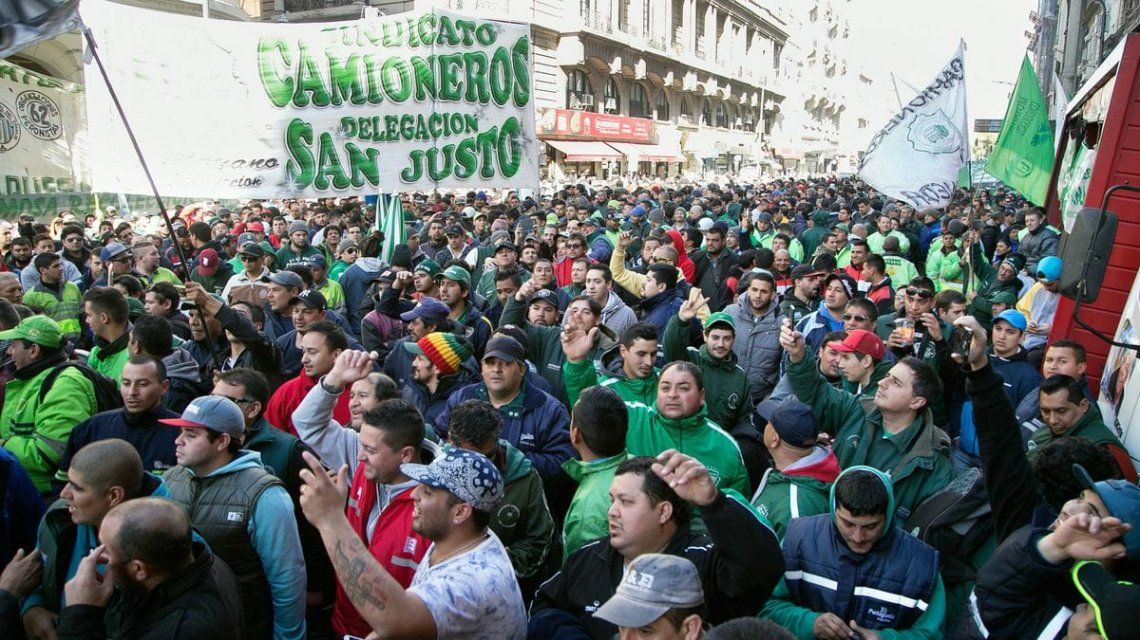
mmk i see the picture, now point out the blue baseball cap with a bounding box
[401,448,504,513]
[1074,464,1140,558]
[994,309,1028,332]
[756,399,819,448]
[1036,256,1062,283]
[399,297,450,323]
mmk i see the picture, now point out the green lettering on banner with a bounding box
[401,150,425,182]
[436,16,459,46]
[488,47,512,106]
[346,144,381,187]
[475,23,496,46]
[498,116,522,177]
[512,36,531,107]
[454,137,478,178]
[285,118,316,187]
[454,20,478,46]
[410,56,438,101]
[328,53,366,106]
[437,53,463,102]
[476,127,499,179]
[462,52,489,103]
[295,42,332,107]
[381,57,413,102]
[314,132,350,190]
[257,38,294,108]
[426,145,454,181]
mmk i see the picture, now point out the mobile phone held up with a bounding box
[950,325,972,361]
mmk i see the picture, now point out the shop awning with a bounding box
[606,140,684,163]
[775,146,805,160]
[544,139,623,161]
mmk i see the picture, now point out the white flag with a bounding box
[1053,72,1070,151]
[858,41,968,210]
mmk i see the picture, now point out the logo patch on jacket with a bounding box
[403,536,418,555]
[226,511,245,523]
[867,606,896,624]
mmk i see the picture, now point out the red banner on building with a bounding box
[537,107,658,144]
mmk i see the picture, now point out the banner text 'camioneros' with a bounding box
[81,4,539,198]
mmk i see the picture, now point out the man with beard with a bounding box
[583,264,636,336]
[53,497,243,640]
[298,446,526,638]
[275,221,322,270]
[723,270,785,404]
[401,332,478,426]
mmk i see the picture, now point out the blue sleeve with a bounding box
[4,459,44,556]
[249,486,307,640]
[65,260,83,286]
[529,401,573,481]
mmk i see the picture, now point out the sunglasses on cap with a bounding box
[843,313,868,322]
[905,288,933,299]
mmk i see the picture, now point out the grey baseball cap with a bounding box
[159,396,246,439]
[593,554,704,628]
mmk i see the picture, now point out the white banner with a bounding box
[0,60,89,199]
[858,41,968,210]
[81,2,538,199]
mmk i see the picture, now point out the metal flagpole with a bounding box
[82,26,222,368]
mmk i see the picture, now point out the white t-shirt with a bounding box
[408,531,526,639]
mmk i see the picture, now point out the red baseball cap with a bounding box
[247,221,265,233]
[197,249,220,276]
[828,329,885,361]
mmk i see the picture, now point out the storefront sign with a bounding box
[537,107,657,144]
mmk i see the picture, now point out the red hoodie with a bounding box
[264,373,353,436]
[783,447,841,483]
[664,229,697,284]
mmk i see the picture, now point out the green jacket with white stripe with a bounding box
[623,400,750,498]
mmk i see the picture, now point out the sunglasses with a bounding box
[241,255,261,262]
[567,243,584,249]
[905,288,933,300]
[843,314,868,322]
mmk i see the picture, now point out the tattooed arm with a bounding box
[297,452,437,639]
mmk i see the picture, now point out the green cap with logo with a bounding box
[415,258,442,278]
[0,315,62,348]
[437,265,472,290]
[703,311,735,332]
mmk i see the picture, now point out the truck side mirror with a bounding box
[1058,207,1117,302]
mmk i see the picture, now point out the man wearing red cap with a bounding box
[830,329,892,415]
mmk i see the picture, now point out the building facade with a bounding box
[1032,0,1140,102]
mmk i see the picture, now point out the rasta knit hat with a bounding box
[403,332,472,377]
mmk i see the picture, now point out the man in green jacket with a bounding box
[832,329,893,415]
[562,385,630,560]
[0,316,98,494]
[663,300,762,486]
[21,253,83,340]
[750,399,840,541]
[565,328,750,498]
[663,303,751,437]
[1027,374,1136,481]
[446,398,555,583]
[781,319,953,524]
[563,322,660,409]
[83,287,132,385]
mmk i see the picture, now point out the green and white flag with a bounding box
[377,193,406,264]
[986,56,1054,205]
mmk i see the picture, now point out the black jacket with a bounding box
[56,542,244,640]
[529,491,783,639]
[58,407,181,481]
[967,364,1049,542]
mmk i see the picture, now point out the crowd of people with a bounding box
[0,176,1136,640]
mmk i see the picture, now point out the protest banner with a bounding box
[857,41,969,210]
[0,59,89,205]
[80,2,538,199]
[986,55,1054,206]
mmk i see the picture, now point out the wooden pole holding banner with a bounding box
[81,27,222,368]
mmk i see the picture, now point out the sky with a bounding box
[847,0,1037,121]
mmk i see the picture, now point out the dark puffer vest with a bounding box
[163,463,281,640]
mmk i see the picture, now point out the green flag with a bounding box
[985,56,1055,205]
[376,193,406,264]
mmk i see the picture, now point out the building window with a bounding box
[566,70,592,110]
[743,109,755,131]
[655,90,670,121]
[680,95,693,118]
[773,42,783,70]
[715,103,728,128]
[618,0,629,33]
[629,83,648,118]
[604,77,621,114]
[672,0,685,46]
[701,99,713,126]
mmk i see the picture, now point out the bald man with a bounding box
[57,497,243,639]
